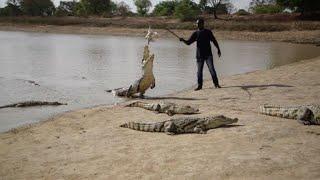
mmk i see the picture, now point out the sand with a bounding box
[0,49,320,179]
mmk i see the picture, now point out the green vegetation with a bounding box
[235,9,250,16]
[0,0,319,22]
[20,0,55,16]
[174,0,200,21]
[55,1,77,17]
[251,4,283,14]
[134,0,152,16]
[152,0,177,16]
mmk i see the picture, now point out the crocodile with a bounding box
[259,104,320,125]
[126,101,199,116]
[106,45,155,98]
[120,115,238,135]
[0,101,67,109]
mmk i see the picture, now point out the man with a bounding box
[180,18,222,91]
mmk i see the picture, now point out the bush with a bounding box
[235,9,250,15]
[174,0,200,21]
[252,4,283,14]
[20,0,55,16]
[153,0,177,16]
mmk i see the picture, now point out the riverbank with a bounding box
[0,53,319,179]
[0,22,320,45]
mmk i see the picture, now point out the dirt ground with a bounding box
[0,52,319,179]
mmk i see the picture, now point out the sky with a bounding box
[0,0,251,11]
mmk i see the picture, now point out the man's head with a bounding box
[196,18,204,30]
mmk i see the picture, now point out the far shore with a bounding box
[0,22,320,45]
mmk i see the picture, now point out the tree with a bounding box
[152,0,178,16]
[20,0,55,16]
[199,0,208,11]
[206,0,232,19]
[174,0,200,21]
[115,1,131,16]
[76,0,112,15]
[276,0,320,18]
[55,0,77,16]
[0,0,23,16]
[134,0,152,16]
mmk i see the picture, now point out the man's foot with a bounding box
[194,86,202,91]
[215,85,222,88]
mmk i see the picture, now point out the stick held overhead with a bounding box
[165,28,180,39]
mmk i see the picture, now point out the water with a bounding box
[1,30,320,132]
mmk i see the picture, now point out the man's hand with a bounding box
[218,49,221,58]
[179,38,184,42]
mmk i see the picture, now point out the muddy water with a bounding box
[1,31,320,132]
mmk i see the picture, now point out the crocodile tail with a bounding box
[120,122,165,132]
[125,101,144,107]
[260,104,282,116]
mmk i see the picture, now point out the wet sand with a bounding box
[0,53,319,179]
[0,23,319,45]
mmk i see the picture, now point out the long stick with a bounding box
[165,28,180,39]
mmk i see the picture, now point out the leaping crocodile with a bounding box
[259,104,320,125]
[106,45,156,98]
[120,115,238,135]
[126,101,199,116]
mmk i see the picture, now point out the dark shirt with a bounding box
[184,28,216,59]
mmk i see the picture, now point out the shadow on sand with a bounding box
[130,96,208,101]
[222,84,294,99]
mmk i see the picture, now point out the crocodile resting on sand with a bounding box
[0,101,67,109]
[120,115,238,135]
[126,101,199,116]
[259,104,320,125]
[106,45,155,97]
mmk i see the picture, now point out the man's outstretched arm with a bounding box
[210,32,221,57]
[180,32,197,45]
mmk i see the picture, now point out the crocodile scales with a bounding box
[259,104,320,125]
[0,101,67,109]
[125,101,199,116]
[120,115,238,135]
[106,45,155,97]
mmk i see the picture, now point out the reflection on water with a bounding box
[0,30,320,132]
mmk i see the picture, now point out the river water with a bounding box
[0,30,320,132]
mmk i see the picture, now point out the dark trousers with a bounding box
[196,56,219,87]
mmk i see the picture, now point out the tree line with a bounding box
[0,0,319,20]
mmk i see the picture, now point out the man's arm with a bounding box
[180,32,197,45]
[210,31,221,57]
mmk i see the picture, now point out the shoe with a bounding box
[194,86,202,91]
[215,85,222,88]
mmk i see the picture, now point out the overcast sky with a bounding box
[0,0,251,11]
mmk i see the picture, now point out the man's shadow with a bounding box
[221,84,294,99]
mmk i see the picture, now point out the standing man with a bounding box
[180,18,222,91]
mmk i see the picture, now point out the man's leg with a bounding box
[196,59,205,91]
[205,56,221,88]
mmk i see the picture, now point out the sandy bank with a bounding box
[0,23,319,45]
[0,53,319,179]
